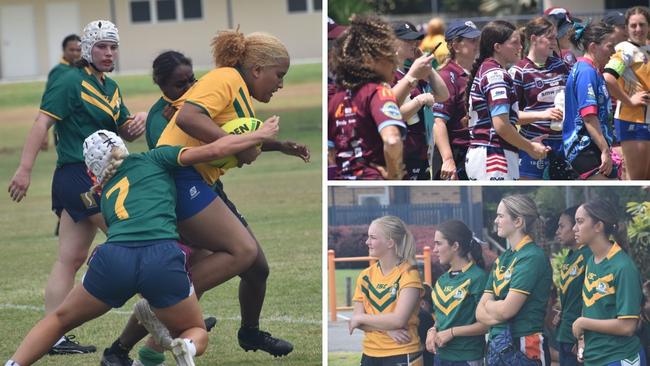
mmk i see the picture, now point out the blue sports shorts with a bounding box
[615,119,650,142]
[173,166,218,221]
[51,163,101,222]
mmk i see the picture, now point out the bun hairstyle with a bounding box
[501,194,542,239]
[569,20,613,52]
[436,220,486,270]
[211,27,288,69]
[332,14,398,91]
[371,215,417,265]
[465,20,516,109]
[581,199,628,251]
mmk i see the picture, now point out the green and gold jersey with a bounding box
[40,66,130,167]
[157,67,255,185]
[557,245,593,344]
[484,236,552,339]
[353,261,423,357]
[145,96,173,149]
[45,59,73,91]
[432,262,487,361]
[102,145,187,243]
[582,243,642,366]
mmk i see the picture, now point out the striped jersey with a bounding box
[557,245,592,344]
[582,243,642,366]
[353,261,423,357]
[431,60,471,148]
[468,58,519,152]
[510,56,569,140]
[157,67,255,185]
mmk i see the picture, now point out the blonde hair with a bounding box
[500,194,541,238]
[90,147,128,192]
[371,216,416,265]
[211,27,289,69]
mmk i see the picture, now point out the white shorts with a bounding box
[466,146,519,180]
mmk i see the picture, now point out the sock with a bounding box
[109,338,132,353]
[240,325,260,334]
[5,361,21,366]
[53,336,66,346]
[138,346,165,366]
[183,339,196,357]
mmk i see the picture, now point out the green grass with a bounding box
[0,63,321,109]
[0,74,321,365]
[328,351,361,366]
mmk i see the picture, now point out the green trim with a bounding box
[362,275,391,298]
[232,99,245,118]
[185,100,211,117]
[361,286,398,312]
[239,87,254,117]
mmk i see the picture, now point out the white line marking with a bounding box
[0,304,321,325]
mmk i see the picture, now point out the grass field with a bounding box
[0,64,322,365]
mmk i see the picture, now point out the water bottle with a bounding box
[551,89,565,131]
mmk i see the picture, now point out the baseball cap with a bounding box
[328,17,347,40]
[445,20,481,41]
[544,7,582,38]
[603,11,625,26]
[391,21,425,41]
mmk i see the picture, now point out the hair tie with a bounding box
[573,19,590,41]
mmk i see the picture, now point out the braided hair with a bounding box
[152,50,192,87]
[332,15,398,91]
[465,20,516,110]
[90,147,128,193]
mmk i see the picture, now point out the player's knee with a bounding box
[241,255,269,282]
[58,252,88,272]
[194,329,209,356]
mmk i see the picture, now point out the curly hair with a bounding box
[211,27,288,69]
[332,15,397,91]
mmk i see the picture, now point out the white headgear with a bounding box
[81,20,119,64]
[83,130,128,183]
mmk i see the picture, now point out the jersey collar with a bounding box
[513,235,533,251]
[605,242,622,260]
[60,57,70,66]
[448,260,474,273]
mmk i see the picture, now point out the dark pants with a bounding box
[558,342,579,366]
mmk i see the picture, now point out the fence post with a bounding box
[423,246,432,285]
[345,277,352,306]
[328,250,337,321]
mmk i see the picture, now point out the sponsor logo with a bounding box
[380,101,402,119]
[587,84,596,99]
[537,86,564,103]
[377,86,395,100]
[486,70,504,84]
[490,87,507,100]
[189,186,199,199]
[334,103,358,118]
[465,21,478,29]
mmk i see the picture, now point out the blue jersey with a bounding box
[563,58,613,163]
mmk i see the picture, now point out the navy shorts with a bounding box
[519,139,562,179]
[174,166,218,221]
[83,240,192,309]
[211,180,247,227]
[615,119,650,142]
[558,342,579,366]
[51,163,101,222]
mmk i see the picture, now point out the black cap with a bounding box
[391,21,424,41]
[445,20,481,41]
[603,11,625,27]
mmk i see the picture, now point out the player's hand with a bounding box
[126,112,147,138]
[572,317,585,340]
[434,328,454,348]
[414,93,435,108]
[528,135,551,160]
[407,54,435,81]
[599,148,613,177]
[544,107,563,121]
[552,310,561,328]
[425,327,437,353]
[629,91,649,107]
[386,329,411,344]
[348,316,360,335]
[576,337,585,363]
[280,141,310,162]
[162,105,178,121]
[236,146,261,167]
[440,158,458,180]
[8,167,31,202]
[258,115,280,141]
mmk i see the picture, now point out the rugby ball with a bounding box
[208,117,264,169]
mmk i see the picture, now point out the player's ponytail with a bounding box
[372,216,417,266]
[436,220,486,270]
[212,27,288,69]
[581,199,629,251]
[90,147,128,193]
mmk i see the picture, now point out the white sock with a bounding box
[53,336,66,346]
[6,360,22,366]
[183,339,196,357]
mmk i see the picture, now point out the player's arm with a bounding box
[260,140,310,163]
[8,112,56,202]
[118,112,148,142]
[350,288,420,331]
[572,317,638,339]
[381,125,404,180]
[179,116,279,166]
[483,290,527,322]
[475,292,501,326]
[433,117,456,180]
[176,103,229,143]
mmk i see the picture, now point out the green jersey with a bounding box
[102,145,186,243]
[45,59,73,90]
[485,236,552,339]
[432,262,487,361]
[557,245,593,344]
[582,243,642,366]
[145,96,172,149]
[40,66,130,167]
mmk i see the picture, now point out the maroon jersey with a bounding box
[510,56,569,140]
[431,60,470,148]
[392,70,429,163]
[328,82,406,180]
[468,58,519,152]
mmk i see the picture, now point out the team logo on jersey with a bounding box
[381,101,402,120]
[453,288,467,300]
[490,87,507,101]
[596,281,609,294]
[390,283,398,298]
[569,265,578,276]
[535,78,545,89]
[504,269,512,280]
[377,85,396,100]
[486,70,504,84]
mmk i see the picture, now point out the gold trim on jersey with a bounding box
[559,254,585,294]
[81,92,117,121]
[583,273,615,307]
[433,279,471,316]
[492,257,517,297]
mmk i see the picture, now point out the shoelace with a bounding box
[63,335,81,344]
[258,331,280,345]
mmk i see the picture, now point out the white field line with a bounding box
[0,303,320,325]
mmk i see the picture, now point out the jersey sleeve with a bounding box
[399,267,424,290]
[509,253,547,295]
[484,263,496,294]
[353,270,369,303]
[575,67,600,117]
[482,69,512,117]
[509,66,527,110]
[185,71,235,119]
[369,84,407,135]
[604,49,628,79]
[116,86,131,127]
[615,262,642,319]
[39,72,76,121]
[147,145,187,170]
[431,70,454,121]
